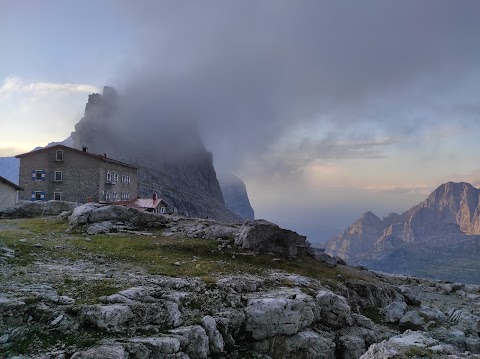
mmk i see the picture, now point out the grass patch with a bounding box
[56,278,123,304]
[0,327,102,356]
[16,217,68,234]
[401,347,435,358]
[362,306,384,324]
[1,217,375,290]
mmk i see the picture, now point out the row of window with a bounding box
[106,172,131,184]
[103,191,130,201]
[32,170,63,182]
[30,191,61,201]
[33,170,133,185]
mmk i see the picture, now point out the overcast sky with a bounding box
[2,0,480,243]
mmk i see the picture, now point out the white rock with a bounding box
[360,330,458,359]
[170,325,209,359]
[200,315,224,354]
[50,314,64,326]
[128,336,181,353]
[381,301,407,323]
[79,305,133,333]
[70,344,126,358]
[315,289,353,328]
[245,290,315,340]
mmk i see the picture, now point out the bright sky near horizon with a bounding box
[2,0,480,243]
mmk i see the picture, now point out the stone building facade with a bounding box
[16,145,138,203]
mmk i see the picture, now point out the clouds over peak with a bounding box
[0,76,98,98]
[0,76,98,155]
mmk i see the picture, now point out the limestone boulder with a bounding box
[87,205,133,223]
[126,336,182,356]
[71,344,126,359]
[69,203,103,225]
[253,330,336,359]
[245,290,315,340]
[200,315,225,354]
[78,305,133,333]
[86,221,114,235]
[170,325,209,359]
[235,219,310,257]
[311,250,338,267]
[315,289,353,328]
[381,301,407,323]
[1,200,79,218]
[399,310,427,331]
[360,330,466,359]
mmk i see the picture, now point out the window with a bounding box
[121,175,126,183]
[54,171,62,182]
[54,192,62,201]
[113,174,118,183]
[35,191,43,201]
[33,170,45,181]
[126,191,129,200]
[113,192,117,201]
[161,207,166,214]
[126,175,130,184]
[106,192,111,201]
[56,150,64,161]
[106,172,111,183]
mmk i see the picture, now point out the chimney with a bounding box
[104,153,107,158]
[82,146,88,152]
[153,192,158,201]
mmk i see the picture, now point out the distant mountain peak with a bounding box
[326,181,480,284]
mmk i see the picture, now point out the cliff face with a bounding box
[326,182,480,283]
[71,86,241,222]
[218,173,255,221]
[326,211,384,261]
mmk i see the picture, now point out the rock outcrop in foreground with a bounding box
[326,182,480,284]
[0,203,479,358]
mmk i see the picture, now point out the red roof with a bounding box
[0,176,23,191]
[15,145,138,169]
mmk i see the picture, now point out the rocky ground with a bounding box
[0,202,480,358]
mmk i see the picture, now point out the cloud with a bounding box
[360,183,433,196]
[102,0,480,174]
[0,76,99,156]
[0,76,98,98]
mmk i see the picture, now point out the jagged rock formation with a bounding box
[326,182,480,284]
[218,173,255,220]
[70,86,243,222]
[235,219,310,257]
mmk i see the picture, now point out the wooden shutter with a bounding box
[41,171,46,181]
[31,191,35,201]
[40,191,45,201]
[31,171,36,180]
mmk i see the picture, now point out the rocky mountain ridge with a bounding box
[70,86,247,222]
[218,173,254,221]
[0,86,254,222]
[1,203,479,358]
[326,182,480,284]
